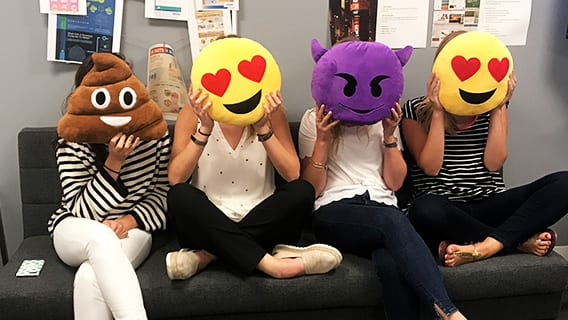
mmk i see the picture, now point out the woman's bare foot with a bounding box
[518,231,554,256]
[443,237,504,267]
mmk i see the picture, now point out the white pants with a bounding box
[53,217,152,320]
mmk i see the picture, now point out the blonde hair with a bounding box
[415,30,467,135]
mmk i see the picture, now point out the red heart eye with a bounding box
[201,69,231,97]
[451,56,481,81]
[238,55,266,83]
[488,58,509,82]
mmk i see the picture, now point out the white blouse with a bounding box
[191,123,275,222]
[298,108,401,211]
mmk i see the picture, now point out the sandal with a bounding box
[545,228,557,256]
[437,240,450,264]
[453,243,482,265]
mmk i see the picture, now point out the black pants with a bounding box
[167,179,315,274]
[407,171,568,254]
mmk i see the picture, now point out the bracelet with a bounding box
[309,158,327,170]
[103,164,120,174]
[383,137,398,148]
[257,130,274,142]
[190,134,207,146]
[198,127,211,136]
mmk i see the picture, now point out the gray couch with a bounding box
[1,123,567,320]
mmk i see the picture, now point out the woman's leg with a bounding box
[469,171,568,249]
[168,181,336,278]
[168,183,266,274]
[407,194,494,255]
[313,194,460,318]
[443,171,568,265]
[53,217,150,320]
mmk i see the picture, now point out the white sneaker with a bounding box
[272,243,343,274]
[166,249,199,280]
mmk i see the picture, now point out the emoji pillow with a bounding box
[311,39,412,125]
[190,37,281,126]
[433,31,513,116]
[57,53,167,143]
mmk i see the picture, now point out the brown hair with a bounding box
[415,31,467,134]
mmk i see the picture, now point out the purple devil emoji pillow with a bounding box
[311,39,413,125]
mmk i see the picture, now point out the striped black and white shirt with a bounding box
[48,133,171,235]
[402,97,505,202]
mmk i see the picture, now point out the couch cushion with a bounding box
[1,233,567,319]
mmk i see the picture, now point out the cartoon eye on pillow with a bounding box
[432,31,514,115]
[311,38,413,125]
[190,37,281,126]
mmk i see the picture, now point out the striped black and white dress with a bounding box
[402,97,505,203]
[48,133,171,235]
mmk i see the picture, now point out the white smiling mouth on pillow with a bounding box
[100,116,132,127]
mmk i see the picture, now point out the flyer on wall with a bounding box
[196,0,239,11]
[187,1,232,62]
[39,0,87,15]
[147,44,189,120]
[145,0,189,21]
[47,0,124,64]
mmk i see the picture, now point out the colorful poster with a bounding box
[431,0,532,46]
[147,44,189,120]
[47,0,124,63]
[187,2,232,62]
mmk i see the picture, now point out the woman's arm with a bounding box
[382,103,407,191]
[300,106,338,198]
[484,72,515,171]
[402,74,446,176]
[255,92,301,182]
[168,87,213,185]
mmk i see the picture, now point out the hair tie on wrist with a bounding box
[104,165,120,174]
[198,127,211,136]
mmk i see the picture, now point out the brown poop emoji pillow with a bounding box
[57,53,167,143]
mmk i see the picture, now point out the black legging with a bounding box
[167,179,315,274]
[407,171,568,254]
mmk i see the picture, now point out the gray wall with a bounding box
[1,0,567,256]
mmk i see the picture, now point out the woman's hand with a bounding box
[315,105,339,144]
[382,102,402,139]
[189,85,214,132]
[501,70,517,106]
[107,133,140,164]
[426,73,444,113]
[254,91,282,133]
[103,219,128,239]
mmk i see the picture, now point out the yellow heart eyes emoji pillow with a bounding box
[433,31,513,116]
[190,37,281,126]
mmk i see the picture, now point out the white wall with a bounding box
[1,0,567,257]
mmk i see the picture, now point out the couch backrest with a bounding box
[18,122,301,238]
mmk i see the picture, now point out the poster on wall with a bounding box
[328,0,428,48]
[47,0,124,63]
[145,0,189,21]
[147,44,189,120]
[187,1,232,62]
[431,0,532,46]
